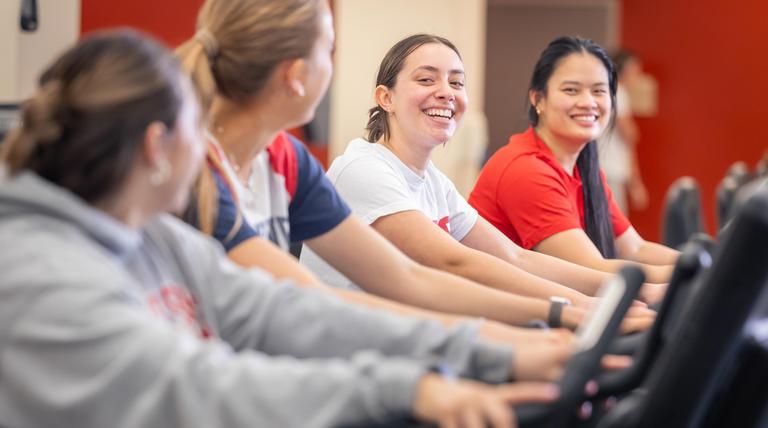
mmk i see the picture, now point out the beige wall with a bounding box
[0,0,80,103]
[0,1,22,103]
[330,0,487,160]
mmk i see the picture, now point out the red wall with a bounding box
[80,0,203,46]
[622,0,768,240]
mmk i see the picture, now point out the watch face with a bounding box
[551,296,572,305]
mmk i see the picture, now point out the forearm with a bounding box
[331,287,465,327]
[626,241,679,267]
[227,238,325,288]
[536,252,669,285]
[512,249,611,296]
[438,251,590,308]
[402,263,579,327]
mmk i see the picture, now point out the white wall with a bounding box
[330,0,487,159]
[0,1,22,103]
[0,0,80,103]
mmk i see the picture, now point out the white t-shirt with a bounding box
[300,138,478,290]
[207,131,292,249]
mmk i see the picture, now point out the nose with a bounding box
[435,79,456,102]
[576,91,598,109]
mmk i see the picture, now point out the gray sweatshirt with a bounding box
[0,172,514,428]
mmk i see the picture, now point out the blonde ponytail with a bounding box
[176,35,218,113]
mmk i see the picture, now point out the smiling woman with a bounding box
[469,36,679,287]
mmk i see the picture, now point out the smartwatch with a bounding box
[548,296,572,328]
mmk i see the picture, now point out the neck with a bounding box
[209,96,281,180]
[379,128,434,176]
[534,126,584,176]
[93,177,154,229]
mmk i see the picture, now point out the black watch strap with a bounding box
[548,299,566,328]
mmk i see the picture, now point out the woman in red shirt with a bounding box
[470,37,677,284]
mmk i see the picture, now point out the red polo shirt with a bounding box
[469,127,631,250]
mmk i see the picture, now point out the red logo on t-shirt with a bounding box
[434,216,450,234]
[146,285,213,339]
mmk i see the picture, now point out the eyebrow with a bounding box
[411,65,465,75]
[560,80,607,86]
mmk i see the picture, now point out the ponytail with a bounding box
[3,81,65,174]
[365,105,389,143]
[576,141,616,258]
[176,31,218,113]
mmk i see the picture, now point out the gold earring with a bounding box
[535,106,542,115]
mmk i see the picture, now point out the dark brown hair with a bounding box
[1,29,184,204]
[366,34,461,143]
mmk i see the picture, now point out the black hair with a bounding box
[528,36,618,258]
[611,49,637,76]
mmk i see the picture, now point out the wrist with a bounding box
[547,296,572,328]
[560,305,584,330]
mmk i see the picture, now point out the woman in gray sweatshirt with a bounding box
[0,30,558,428]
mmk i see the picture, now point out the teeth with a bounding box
[572,115,597,122]
[425,108,453,119]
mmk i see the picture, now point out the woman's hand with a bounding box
[562,300,655,334]
[619,305,656,333]
[638,282,667,306]
[414,373,559,428]
[511,328,574,381]
[478,320,569,348]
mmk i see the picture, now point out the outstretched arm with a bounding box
[227,235,571,350]
[305,215,588,329]
[535,228,675,285]
[368,210,592,307]
[615,226,679,266]
[461,216,613,296]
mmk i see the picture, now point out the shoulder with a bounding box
[485,129,551,175]
[148,215,219,254]
[0,217,137,299]
[327,139,402,185]
[494,148,563,190]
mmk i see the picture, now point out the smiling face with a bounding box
[378,42,467,148]
[532,52,612,149]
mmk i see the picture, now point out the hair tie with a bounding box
[195,28,220,60]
